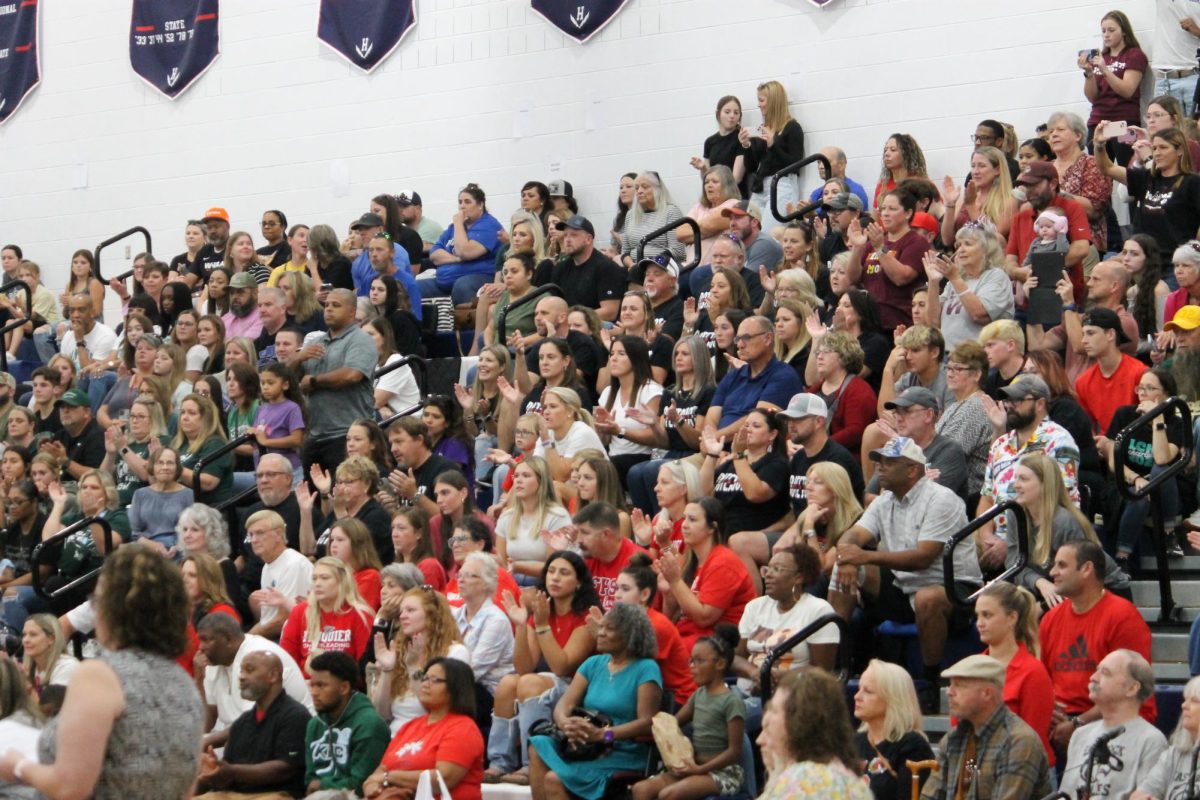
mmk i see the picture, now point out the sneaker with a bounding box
[1167,534,1186,558]
[917,683,940,716]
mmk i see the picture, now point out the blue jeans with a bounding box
[415,271,491,306]
[1155,73,1199,118]
[2,585,47,632]
[80,371,118,414]
[1116,464,1182,556]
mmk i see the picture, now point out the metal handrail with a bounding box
[1113,396,1193,623]
[758,613,849,699]
[191,431,257,506]
[635,218,701,273]
[768,153,833,223]
[943,500,1027,608]
[93,226,152,283]
[307,402,425,449]
[30,515,115,599]
[0,279,32,372]
[374,353,429,395]
[496,283,563,342]
[214,485,260,513]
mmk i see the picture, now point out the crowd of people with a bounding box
[3,6,1200,798]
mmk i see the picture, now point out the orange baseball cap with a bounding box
[201,207,230,223]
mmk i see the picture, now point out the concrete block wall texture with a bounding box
[0,0,1154,297]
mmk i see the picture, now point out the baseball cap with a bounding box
[350,212,385,230]
[777,393,829,420]
[201,207,230,224]
[1081,307,1130,344]
[998,374,1051,401]
[825,192,864,212]
[911,211,939,235]
[722,199,763,222]
[942,654,1006,686]
[884,386,940,412]
[56,388,90,408]
[554,215,595,236]
[1164,304,1200,332]
[229,272,258,290]
[395,192,422,207]
[547,179,574,199]
[1015,161,1057,186]
[869,436,927,465]
[639,252,680,279]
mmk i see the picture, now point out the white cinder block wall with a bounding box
[0,0,1155,296]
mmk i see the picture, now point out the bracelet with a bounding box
[535,626,552,635]
[1063,303,1081,313]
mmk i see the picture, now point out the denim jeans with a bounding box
[1116,464,1182,556]
[1155,73,1199,118]
[81,371,119,414]
[415,271,491,306]
[2,585,47,632]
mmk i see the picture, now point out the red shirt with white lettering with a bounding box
[677,545,756,650]
[381,713,484,800]
[586,538,647,612]
[278,602,372,677]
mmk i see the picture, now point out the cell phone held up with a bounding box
[1078,48,1100,60]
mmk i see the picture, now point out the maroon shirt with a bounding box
[859,229,929,333]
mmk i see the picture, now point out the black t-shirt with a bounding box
[318,255,355,291]
[395,225,424,266]
[1126,168,1200,258]
[856,730,935,800]
[34,405,63,437]
[169,251,197,279]
[256,242,292,269]
[646,332,674,379]
[788,439,865,516]
[704,130,749,198]
[2,512,46,577]
[519,381,595,417]
[525,332,605,400]
[859,331,891,394]
[223,692,310,797]
[388,310,425,358]
[410,453,463,508]
[652,295,684,342]
[57,419,106,473]
[748,119,805,194]
[661,384,716,453]
[534,250,627,310]
[713,451,791,533]
[190,244,227,283]
[1105,403,1186,477]
[1049,395,1102,474]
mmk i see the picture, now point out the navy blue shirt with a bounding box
[711,357,804,429]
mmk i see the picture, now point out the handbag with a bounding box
[413,769,451,800]
[529,707,614,762]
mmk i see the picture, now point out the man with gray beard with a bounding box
[235,454,322,606]
[1165,307,1200,537]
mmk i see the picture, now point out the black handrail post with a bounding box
[190,431,257,507]
[496,284,563,348]
[92,227,152,284]
[758,613,848,700]
[31,516,114,599]
[1112,397,1193,623]
[634,218,701,273]
[769,154,833,224]
[942,500,1028,608]
[0,279,32,373]
[373,354,430,396]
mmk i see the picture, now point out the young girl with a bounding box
[60,249,105,322]
[225,362,260,487]
[252,362,306,481]
[631,624,746,800]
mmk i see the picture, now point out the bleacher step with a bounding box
[1152,632,1190,663]
[1138,556,1200,572]
[1133,582,1200,607]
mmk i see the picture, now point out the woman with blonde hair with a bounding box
[278,269,323,332]
[371,585,470,734]
[773,297,813,379]
[519,384,603,482]
[924,220,1015,350]
[852,659,933,800]
[22,612,78,696]
[181,552,240,628]
[776,461,863,580]
[1007,452,1129,607]
[171,393,234,505]
[940,146,1017,244]
[494,455,572,578]
[746,80,805,232]
[619,171,685,281]
[631,458,701,557]
[976,581,1055,765]
[279,556,374,675]
[153,342,191,410]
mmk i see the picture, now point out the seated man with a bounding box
[195,652,311,799]
[920,654,1051,799]
[830,437,980,713]
[304,651,390,797]
[1059,649,1166,800]
[864,387,967,502]
[574,501,645,611]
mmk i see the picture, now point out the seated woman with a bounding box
[0,445,30,497]
[564,454,631,539]
[593,335,664,484]
[630,459,701,556]
[176,503,239,616]
[852,659,935,800]
[654,497,756,652]
[364,563,424,664]
[305,455,393,563]
[772,462,863,589]
[0,479,47,598]
[153,343,191,412]
[1121,234,1170,340]
[615,554,695,706]
[96,326,160,430]
[327,518,384,611]
[362,658,485,800]
[934,341,992,505]
[422,183,504,319]
[758,668,871,799]
[494,456,572,579]
[803,329,878,461]
[521,386,604,484]
[452,551,516,724]
[486,551,599,785]
[391,507,448,591]
[279,556,374,676]
[21,613,78,698]
[923,221,1015,352]
[475,252,541,356]
[1007,452,1130,606]
[429,469,494,568]
[423,395,474,492]
[602,291,673,386]
[368,274,423,356]
[181,552,240,629]
[365,318,420,419]
[371,585,470,734]
[196,314,227,377]
[772,298,814,382]
[530,603,663,800]
[4,408,38,456]
[128,446,193,550]
[345,418,397,486]
[678,164,739,268]
[173,393,234,506]
[804,289,891,395]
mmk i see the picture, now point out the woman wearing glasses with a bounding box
[255,209,291,269]
[922,221,1015,351]
[452,550,516,729]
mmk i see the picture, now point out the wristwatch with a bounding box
[120,446,131,457]
[602,727,615,744]
[616,426,626,439]
[1155,422,1167,431]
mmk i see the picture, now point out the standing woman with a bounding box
[279,556,374,675]
[327,518,384,611]
[853,660,933,800]
[744,80,805,233]
[60,250,105,322]
[593,336,663,484]
[256,209,291,269]
[677,165,739,268]
[873,134,927,210]
[168,220,207,282]
[939,147,1018,244]
[172,393,234,506]
[1080,10,1147,162]
[223,231,271,285]
[620,171,686,283]
[0,547,203,799]
[691,95,748,196]
[1048,110,1112,249]
[1120,234,1170,337]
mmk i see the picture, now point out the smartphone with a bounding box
[1100,120,1128,139]
[1078,48,1099,59]
[320,282,332,292]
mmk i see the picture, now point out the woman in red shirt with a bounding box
[391,507,447,591]
[616,554,696,706]
[181,553,241,628]
[976,581,1056,766]
[362,657,485,800]
[279,556,374,676]
[654,497,756,651]
[444,517,519,609]
[328,518,383,611]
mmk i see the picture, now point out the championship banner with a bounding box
[130,0,219,100]
[0,0,40,126]
[318,0,415,74]
[532,0,630,43]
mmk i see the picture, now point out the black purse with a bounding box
[529,707,614,762]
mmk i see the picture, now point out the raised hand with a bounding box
[759,265,776,295]
[484,448,513,466]
[630,508,652,545]
[653,549,682,584]
[373,632,397,672]
[805,310,827,341]
[501,589,527,626]
[624,406,656,426]
[923,251,947,286]
[585,605,604,638]
[295,480,316,513]
[980,393,1007,434]
[453,382,475,415]
[865,221,886,250]
[846,218,868,249]
[683,297,699,328]
[309,463,332,496]
[941,175,961,208]
[700,426,726,458]
[1055,271,1075,305]
[497,375,521,406]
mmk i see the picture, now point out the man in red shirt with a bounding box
[1076,307,1146,433]
[574,502,646,611]
[1039,540,1155,760]
[1005,161,1093,305]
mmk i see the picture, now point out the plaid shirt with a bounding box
[921,703,1051,800]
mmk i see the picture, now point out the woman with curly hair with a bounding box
[874,133,927,209]
[279,556,375,676]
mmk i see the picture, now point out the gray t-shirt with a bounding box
[1005,506,1130,592]
[746,233,783,273]
[1138,745,1199,799]
[1060,717,1167,800]
[686,686,746,760]
[866,434,966,499]
[893,366,955,414]
[937,267,1015,351]
[300,323,378,437]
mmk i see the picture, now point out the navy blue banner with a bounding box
[318,0,415,74]
[130,0,219,100]
[532,0,630,43]
[0,0,40,126]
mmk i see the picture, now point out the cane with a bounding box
[906,759,940,800]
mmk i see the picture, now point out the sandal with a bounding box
[500,768,531,786]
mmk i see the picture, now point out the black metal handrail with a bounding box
[758,613,849,699]
[496,283,563,343]
[769,153,833,224]
[943,500,1028,608]
[191,431,257,506]
[375,353,429,395]
[93,226,152,283]
[634,217,701,275]
[1113,396,1193,622]
[308,402,425,450]
[0,279,32,372]
[214,484,260,513]
[30,515,114,599]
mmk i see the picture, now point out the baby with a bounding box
[1023,208,1069,265]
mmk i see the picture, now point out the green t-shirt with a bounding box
[57,508,131,578]
[686,686,746,760]
[179,435,234,506]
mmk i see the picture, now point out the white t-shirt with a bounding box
[596,382,664,458]
[386,642,472,734]
[375,354,421,415]
[497,505,573,563]
[259,548,314,627]
[736,593,840,691]
[532,420,605,460]
[59,323,118,369]
[1154,0,1200,69]
[203,633,315,728]
[41,655,79,689]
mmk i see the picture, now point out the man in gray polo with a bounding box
[866,387,967,500]
[289,288,377,474]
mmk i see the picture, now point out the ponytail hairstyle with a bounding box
[697,622,740,677]
[260,362,308,427]
[979,581,1042,657]
[620,553,658,604]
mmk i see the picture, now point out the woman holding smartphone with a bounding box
[1078,10,1146,164]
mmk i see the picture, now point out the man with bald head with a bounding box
[807,145,869,209]
[195,650,312,798]
[524,295,603,391]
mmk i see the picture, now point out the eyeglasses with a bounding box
[945,364,977,373]
[414,671,447,685]
[972,134,996,144]
[448,535,472,545]
[734,332,767,345]
[760,563,797,576]
[1135,384,1162,394]
[515,429,538,437]
[1001,397,1037,407]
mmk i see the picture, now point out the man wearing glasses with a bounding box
[974,375,1083,571]
[970,120,1021,180]
[702,316,803,440]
